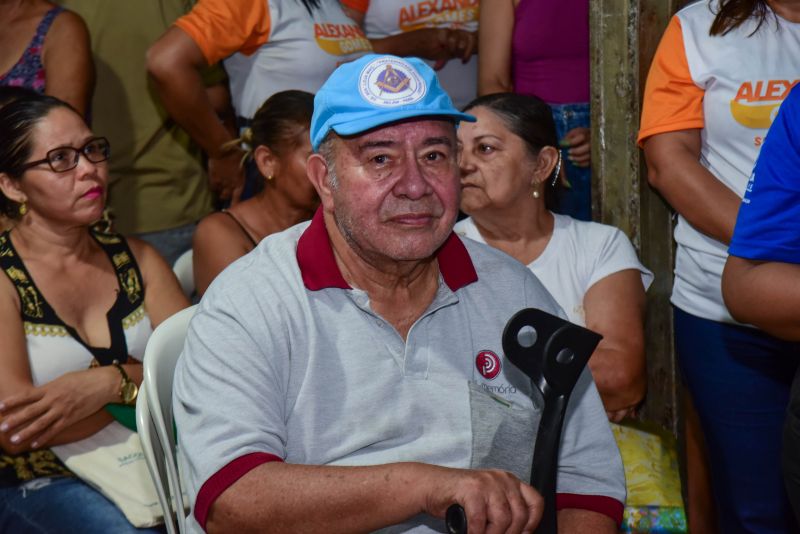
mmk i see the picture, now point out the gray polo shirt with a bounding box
[174,209,625,533]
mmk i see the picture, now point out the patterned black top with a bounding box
[0,228,146,487]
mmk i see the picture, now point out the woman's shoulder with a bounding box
[555,214,626,247]
[90,229,159,275]
[44,5,89,41]
[675,0,716,20]
[195,209,253,248]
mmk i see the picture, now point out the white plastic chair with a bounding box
[172,250,194,299]
[136,386,177,534]
[137,304,197,533]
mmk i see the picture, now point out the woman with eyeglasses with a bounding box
[0,95,187,532]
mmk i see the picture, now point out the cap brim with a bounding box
[331,109,476,138]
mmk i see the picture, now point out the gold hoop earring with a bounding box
[18,202,28,216]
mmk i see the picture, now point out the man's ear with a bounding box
[306,154,335,212]
[0,173,25,204]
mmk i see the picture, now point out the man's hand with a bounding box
[208,150,245,203]
[424,467,543,534]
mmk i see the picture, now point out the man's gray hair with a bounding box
[317,132,338,190]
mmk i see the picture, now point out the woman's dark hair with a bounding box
[244,90,315,158]
[298,0,322,15]
[710,0,774,36]
[463,93,561,209]
[0,86,39,109]
[0,94,79,217]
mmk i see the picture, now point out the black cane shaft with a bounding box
[531,397,569,534]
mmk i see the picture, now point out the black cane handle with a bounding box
[445,503,467,534]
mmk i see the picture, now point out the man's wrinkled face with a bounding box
[329,119,460,265]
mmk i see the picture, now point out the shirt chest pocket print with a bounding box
[468,381,540,483]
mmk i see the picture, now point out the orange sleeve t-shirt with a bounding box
[174,0,272,65]
[340,0,368,13]
[638,16,705,145]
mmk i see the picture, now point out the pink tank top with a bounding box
[511,0,589,104]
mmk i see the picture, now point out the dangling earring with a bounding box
[551,151,563,187]
[18,201,28,216]
[531,185,541,199]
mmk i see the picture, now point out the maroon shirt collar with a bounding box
[296,208,478,291]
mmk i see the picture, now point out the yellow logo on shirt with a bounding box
[314,23,372,56]
[398,0,478,32]
[730,79,798,129]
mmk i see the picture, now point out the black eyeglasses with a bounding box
[19,137,111,173]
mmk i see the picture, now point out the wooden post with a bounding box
[590,0,684,434]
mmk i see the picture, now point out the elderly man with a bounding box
[174,54,625,534]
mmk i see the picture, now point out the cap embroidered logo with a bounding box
[359,56,426,108]
[476,350,502,380]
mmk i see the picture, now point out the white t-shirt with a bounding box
[638,0,800,322]
[341,0,479,109]
[176,0,372,119]
[454,214,653,326]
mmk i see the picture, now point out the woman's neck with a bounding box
[768,0,800,22]
[248,188,316,238]
[469,199,555,266]
[11,216,93,261]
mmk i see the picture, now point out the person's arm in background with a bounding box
[723,258,800,340]
[644,130,740,244]
[639,17,740,245]
[584,269,647,422]
[477,0,515,94]
[722,86,800,340]
[147,27,243,202]
[341,3,476,71]
[42,9,94,117]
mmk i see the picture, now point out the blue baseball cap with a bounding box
[310,54,475,151]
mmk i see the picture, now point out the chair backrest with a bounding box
[136,385,177,534]
[142,304,197,532]
[172,250,194,299]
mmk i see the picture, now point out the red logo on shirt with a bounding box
[476,350,501,380]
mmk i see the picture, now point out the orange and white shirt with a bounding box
[638,0,800,323]
[342,0,478,108]
[176,0,372,119]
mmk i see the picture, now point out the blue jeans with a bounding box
[136,222,196,267]
[0,477,166,533]
[675,307,800,533]
[550,102,592,221]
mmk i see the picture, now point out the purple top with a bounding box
[511,0,589,104]
[0,6,63,93]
